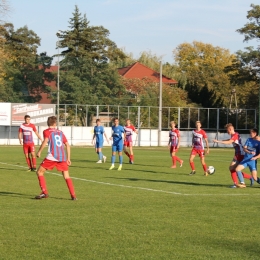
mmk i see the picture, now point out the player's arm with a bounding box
[104,132,109,144]
[35,130,43,143]
[213,139,234,145]
[18,131,23,145]
[177,135,181,149]
[205,138,209,154]
[168,137,171,147]
[64,142,71,165]
[92,133,96,145]
[243,145,254,155]
[36,138,49,158]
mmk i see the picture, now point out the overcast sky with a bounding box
[8,0,259,63]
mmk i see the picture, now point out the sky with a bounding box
[6,0,259,63]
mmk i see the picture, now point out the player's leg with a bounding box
[30,145,37,171]
[251,169,260,185]
[174,150,183,167]
[171,149,177,168]
[62,169,77,200]
[118,143,123,170]
[248,162,259,186]
[199,153,208,176]
[109,147,116,170]
[129,145,134,164]
[229,160,239,187]
[96,147,103,163]
[35,165,49,198]
[23,145,32,171]
[189,152,196,175]
[235,164,246,187]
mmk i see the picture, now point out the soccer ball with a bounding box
[207,166,215,175]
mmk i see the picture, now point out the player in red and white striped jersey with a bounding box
[123,119,138,164]
[189,121,209,176]
[168,121,183,168]
[18,115,43,171]
[35,116,76,200]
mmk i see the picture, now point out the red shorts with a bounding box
[191,148,205,158]
[170,146,178,153]
[124,140,133,147]
[232,154,244,163]
[23,144,35,154]
[40,158,69,172]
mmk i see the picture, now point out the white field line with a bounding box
[0,161,258,197]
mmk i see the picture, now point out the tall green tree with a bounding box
[0,23,53,102]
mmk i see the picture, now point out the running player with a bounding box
[92,119,109,163]
[235,128,260,188]
[18,115,43,171]
[213,123,252,188]
[109,118,125,171]
[168,121,183,168]
[35,116,76,200]
[123,119,138,164]
[189,121,209,176]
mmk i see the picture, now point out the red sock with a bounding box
[32,158,36,168]
[172,156,176,166]
[242,172,251,179]
[190,162,195,170]
[124,151,130,158]
[66,178,76,198]
[175,156,181,163]
[130,154,134,161]
[202,164,207,172]
[230,170,238,184]
[26,158,32,168]
[38,176,48,194]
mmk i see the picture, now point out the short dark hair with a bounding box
[96,119,101,123]
[24,115,30,120]
[47,116,57,127]
[250,128,258,135]
[113,118,119,122]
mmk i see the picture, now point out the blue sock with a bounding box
[237,171,245,183]
[99,152,103,160]
[111,155,115,164]
[119,155,123,164]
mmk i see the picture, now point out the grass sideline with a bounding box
[1,146,260,260]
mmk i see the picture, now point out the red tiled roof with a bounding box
[118,62,178,84]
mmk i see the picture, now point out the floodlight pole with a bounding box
[158,61,162,146]
[56,41,60,129]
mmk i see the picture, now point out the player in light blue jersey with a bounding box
[92,119,109,163]
[236,128,260,187]
[109,118,125,170]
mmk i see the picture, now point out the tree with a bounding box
[0,23,53,102]
[173,41,235,107]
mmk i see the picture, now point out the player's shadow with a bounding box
[107,177,227,188]
[0,167,17,171]
[0,191,34,198]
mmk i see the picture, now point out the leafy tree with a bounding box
[0,23,53,102]
[173,41,235,107]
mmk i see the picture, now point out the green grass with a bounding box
[1,146,260,260]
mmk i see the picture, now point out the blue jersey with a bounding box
[94,125,105,143]
[112,125,125,145]
[244,138,260,160]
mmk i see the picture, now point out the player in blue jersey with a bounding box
[109,118,125,170]
[92,119,109,163]
[235,128,260,188]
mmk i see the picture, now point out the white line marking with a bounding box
[0,161,258,196]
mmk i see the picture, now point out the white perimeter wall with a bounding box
[0,126,250,147]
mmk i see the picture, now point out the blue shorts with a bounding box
[95,141,103,149]
[240,158,257,172]
[112,142,123,152]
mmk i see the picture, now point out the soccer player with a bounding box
[35,116,76,200]
[168,121,183,168]
[213,123,252,188]
[235,128,260,188]
[109,118,125,171]
[189,121,209,176]
[123,119,138,164]
[18,115,43,172]
[92,119,109,163]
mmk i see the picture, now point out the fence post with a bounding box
[138,106,141,147]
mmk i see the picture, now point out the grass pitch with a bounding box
[1,146,260,260]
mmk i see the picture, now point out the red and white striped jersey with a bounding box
[230,132,245,156]
[43,128,68,162]
[124,125,136,142]
[19,123,37,144]
[169,129,180,147]
[192,129,207,150]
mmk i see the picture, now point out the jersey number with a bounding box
[54,135,62,147]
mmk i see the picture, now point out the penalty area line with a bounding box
[0,161,258,197]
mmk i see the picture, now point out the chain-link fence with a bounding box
[57,104,257,131]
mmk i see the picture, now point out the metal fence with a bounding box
[57,104,257,131]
